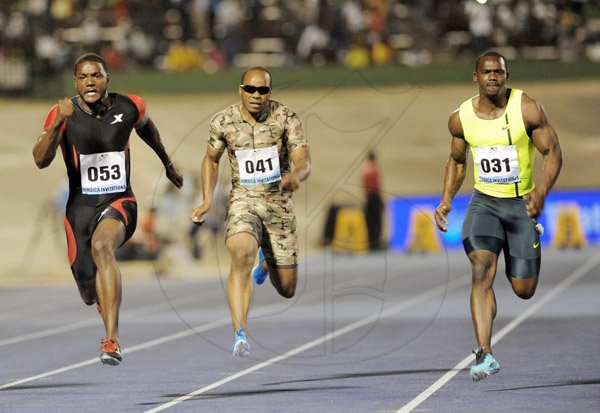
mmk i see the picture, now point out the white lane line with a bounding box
[396,253,600,413]
[0,316,231,391]
[0,318,101,347]
[0,265,467,393]
[0,298,72,322]
[0,254,440,347]
[144,276,471,413]
[0,292,204,348]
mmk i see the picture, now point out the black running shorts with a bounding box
[64,197,137,280]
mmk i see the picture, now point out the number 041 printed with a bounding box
[236,146,282,186]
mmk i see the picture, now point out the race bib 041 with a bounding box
[236,146,281,186]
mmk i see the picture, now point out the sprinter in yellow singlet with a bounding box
[434,51,562,381]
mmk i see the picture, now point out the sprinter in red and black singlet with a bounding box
[48,92,142,206]
[33,53,183,366]
[45,92,143,283]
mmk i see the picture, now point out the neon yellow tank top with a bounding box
[459,88,535,198]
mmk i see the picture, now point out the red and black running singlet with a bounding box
[44,93,146,207]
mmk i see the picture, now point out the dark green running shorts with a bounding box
[462,190,541,279]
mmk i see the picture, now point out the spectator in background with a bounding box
[189,179,229,259]
[1,0,598,79]
[464,0,496,55]
[213,0,247,65]
[361,150,384,251]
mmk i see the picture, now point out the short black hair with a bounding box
[74,53,108,75]
[240,66,272,87]
[474,51,507,72]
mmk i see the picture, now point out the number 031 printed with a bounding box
[474,145,520,184]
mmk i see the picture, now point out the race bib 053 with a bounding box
[80,151,127,194]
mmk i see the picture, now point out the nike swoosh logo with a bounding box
[502,124,510,130]
[533,242,540,248]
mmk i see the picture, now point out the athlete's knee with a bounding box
[512,284,536,300]
[277,281,296,299]
[91,237,116,259]
[471,263,495,286]
[516,290,535,300]
[510,278,537,299]
[77,280,97,305]
[468,252,496,285]
[229,249,256,270]
[273,269,297,298]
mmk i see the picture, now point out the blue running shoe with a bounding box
[252,248,268,285]
[470,348,500,381]
[232,328,250,357]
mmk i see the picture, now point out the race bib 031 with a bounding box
[474,145,520,184]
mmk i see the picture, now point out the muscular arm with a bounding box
[279,146,311,192]
[135,113,183,188]
[32,98,72,169]
[522,94,562,218]
[190,146,223,224]
[435,110,469,232]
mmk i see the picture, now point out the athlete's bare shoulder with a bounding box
[448,109,464,139]
[520,91,547,130]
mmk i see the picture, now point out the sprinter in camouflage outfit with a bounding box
[191,66,311,356]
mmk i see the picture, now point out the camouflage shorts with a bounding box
[225,189,298,267]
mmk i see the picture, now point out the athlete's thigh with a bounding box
[98,197,137,245]
[65,203,97,281]
[259,194,298,268]
[92,218,126,249]
[462,191,504,255]
[224,193,263,243]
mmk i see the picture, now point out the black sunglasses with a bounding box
[240,85,271,95]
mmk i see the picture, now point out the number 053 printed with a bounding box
[80,151,127,194]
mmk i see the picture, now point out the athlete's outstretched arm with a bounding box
[190,146,223,225]
[279,146,311,192]
[33,98,72,168]
[135,114,183,188]
[435,111,469,232]
[522,95,562,218]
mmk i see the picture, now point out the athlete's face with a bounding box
[74,61,109,106]
[239,70,271,117]
[473,56,508,98]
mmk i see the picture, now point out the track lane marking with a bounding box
[396,253,600,413]
[0,292,207,347]
[144,276,471,412]
[0,258,466,395]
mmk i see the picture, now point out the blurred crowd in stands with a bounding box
[1,0,599,84]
